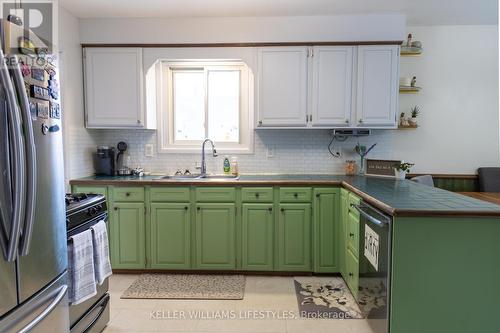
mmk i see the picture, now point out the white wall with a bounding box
[70,15,499,176]
[59,7,101,184]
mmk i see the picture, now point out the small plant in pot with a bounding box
[408,105,420,126]
[394,162,415,180]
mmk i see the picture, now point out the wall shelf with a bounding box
[399,86,421,93]
[398,124,418,129]
[400,46,423,57]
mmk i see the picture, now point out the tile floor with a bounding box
[104,274,378,333]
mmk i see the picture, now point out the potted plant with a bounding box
[408,106,420,126]
[394,162,415,180]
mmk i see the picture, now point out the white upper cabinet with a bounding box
[84,47,150,129]
[311,46,354,127]
[257,47,309,127]
[355,45,399,127]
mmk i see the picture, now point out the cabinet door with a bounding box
[110,202,145,269]
[277,203,311,271]
[195,203,236,269]
[313,189,339,273]
[150,203,191,269]
[241,203,274,271]
[84,47,144,128]
[311,47,354,127]
[339,189,349,278]
[355,45,399,127]
[257,47,308,127]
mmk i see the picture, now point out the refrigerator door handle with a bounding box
[10,55,37,256]
[16,285,68,333]
[0,50,26,262]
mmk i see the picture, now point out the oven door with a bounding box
[352,202,392,333]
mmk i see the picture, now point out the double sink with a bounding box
[157,174,240,181]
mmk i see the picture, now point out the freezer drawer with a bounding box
[0,272,69,333]
[70,294,110,333]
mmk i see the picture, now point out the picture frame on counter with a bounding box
[365,159,402,178]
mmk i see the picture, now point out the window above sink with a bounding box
[157,60,254,154]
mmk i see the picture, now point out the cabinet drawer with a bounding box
[241,187,274,202]
[345,248,359,299]
[72,186,107,197]
[279,187,312,202]
[195,187,236,202]
[150,187,190,202]
[112,187,145,202]
[347,212,359,258]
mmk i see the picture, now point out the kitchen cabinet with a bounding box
[339,188,349,278]
[150,203,191,269]
[110,202,145,269]
[257,47,309,127]
[241,203,274,271]
[355,45,399,127]
[311,46,354,127]
[84,47,154,129]
[195,203,236,270]
[277,203,311,271]
[313,188,339,273]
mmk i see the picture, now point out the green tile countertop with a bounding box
[70,174,500,217]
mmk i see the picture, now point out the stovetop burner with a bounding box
[66,192,107,231]
[65,193,89,206]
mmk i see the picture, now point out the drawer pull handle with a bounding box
[126,192,131,197]
[293,193,298,198]
[255,193,260,198]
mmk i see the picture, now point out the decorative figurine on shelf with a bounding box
[411,76,417,87]
[406,33,413,47]
[355,142,377,175]
[400,112,410,127]
[408,106,420,126]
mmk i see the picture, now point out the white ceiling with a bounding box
[59,0,498,25]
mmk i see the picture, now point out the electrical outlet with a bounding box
[145,144,154,157]
[267,145,276,158]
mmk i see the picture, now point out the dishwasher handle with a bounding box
[351,203,390,227]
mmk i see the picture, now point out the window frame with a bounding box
[158,60,254,154]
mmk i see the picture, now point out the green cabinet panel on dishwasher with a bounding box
[110,202,145,269]
[277,203,311,271]
[241,203,274,271]
[313,188,339,273]
[195,203,236,269]
[150,203,191,269]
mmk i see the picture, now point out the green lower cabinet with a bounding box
[277,203,311,271]
[110,202,145,269]
[150,203,191,269]
[195,203,236,270]
[241,203,274,271]
[313,188,339,273]
[339,188,349,279]
[345,248,359,299]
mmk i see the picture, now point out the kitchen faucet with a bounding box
[200,139,217,177]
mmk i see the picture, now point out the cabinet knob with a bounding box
[197,207,201,211]
[137,119,141,124]
[114,207,118,211]
[255,193,260,198]
[349,233,355,237]
[349,273,353,277]
[268,207,273,212]
[358,119,363,124]
[126,192,131,197]
[258,120,262,127]
[184,206,188,210]
[280,208,285,212]
[316,194,320,198]
[345,119,349,124]
[293,193,298,198]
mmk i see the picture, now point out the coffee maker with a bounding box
[94,146,116,176]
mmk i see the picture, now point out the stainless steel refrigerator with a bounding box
[0,19,69,333]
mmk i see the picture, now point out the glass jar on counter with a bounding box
[345,160,357,175]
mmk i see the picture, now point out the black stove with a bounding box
[65,193,107,232]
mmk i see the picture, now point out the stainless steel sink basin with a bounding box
[156,174,239,181]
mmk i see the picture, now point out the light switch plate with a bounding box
[145,144,154,157]
[267,145,276,158]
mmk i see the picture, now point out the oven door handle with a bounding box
[351,203,389,227]
[82,294,110,333]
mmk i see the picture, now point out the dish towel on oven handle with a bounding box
[68,229,97,305]
[91,220,113,285]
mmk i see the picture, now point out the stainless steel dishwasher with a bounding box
[351,202,392,333]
